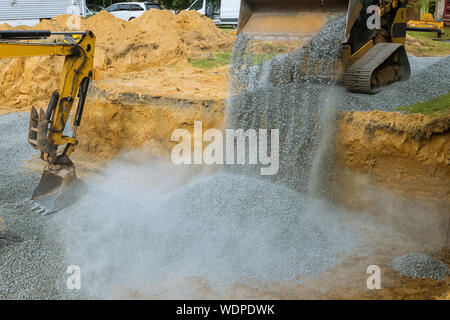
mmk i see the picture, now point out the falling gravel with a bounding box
[392,253,449,280]
[229,14,348,191]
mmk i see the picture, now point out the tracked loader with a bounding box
[238,0,411,93]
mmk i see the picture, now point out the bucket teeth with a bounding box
[29,200,51,215]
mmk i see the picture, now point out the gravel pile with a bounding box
[392,253,449,280]
[52,171,357,298]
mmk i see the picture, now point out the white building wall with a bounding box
[220,0,240,21]
[0,0,86,21]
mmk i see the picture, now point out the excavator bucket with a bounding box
[238,0,349,40]
[28,107,86,215]
[30,163,86,215]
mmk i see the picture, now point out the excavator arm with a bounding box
[0,30,95,214]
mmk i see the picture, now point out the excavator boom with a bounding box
[0,30,95,214]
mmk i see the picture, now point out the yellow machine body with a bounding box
[407,12,445,37]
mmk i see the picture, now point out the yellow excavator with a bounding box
[407,12,445,38]
[0,30,95,215]
[238,0,411,93]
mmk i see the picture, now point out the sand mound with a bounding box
[0,23,12,30]
[0,10,234,109]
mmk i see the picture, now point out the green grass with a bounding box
[190,52,231,69]
[190,51,277,69]
[218,25,235,31]
[408,26,450,41]
[396,92,450,116]
[252,53,277,64]
[406,27,450,56]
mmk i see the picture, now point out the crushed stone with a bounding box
[392,253,448,280]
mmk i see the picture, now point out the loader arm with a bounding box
[0,30,96,214]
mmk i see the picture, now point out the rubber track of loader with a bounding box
[345,43,404,94]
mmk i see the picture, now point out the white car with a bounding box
[106,2,161,21]
[187,0,240,28]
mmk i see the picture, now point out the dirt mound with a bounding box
[406,34,429,57]
[84,10,233,76]
[0,10,234,110]
[0,23,12,30]
[406,34,450,57]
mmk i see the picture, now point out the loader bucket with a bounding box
[238,0,349,40]
[30,163,86,215]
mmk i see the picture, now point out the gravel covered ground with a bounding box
[0,54,448,299]
[392,253,449,280]
[0,113,77,299]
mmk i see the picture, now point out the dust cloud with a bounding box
[52,154,359,299]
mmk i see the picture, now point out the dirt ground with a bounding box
[335,111,450,207]
[0,12,449,299]
[77,67,227,158]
